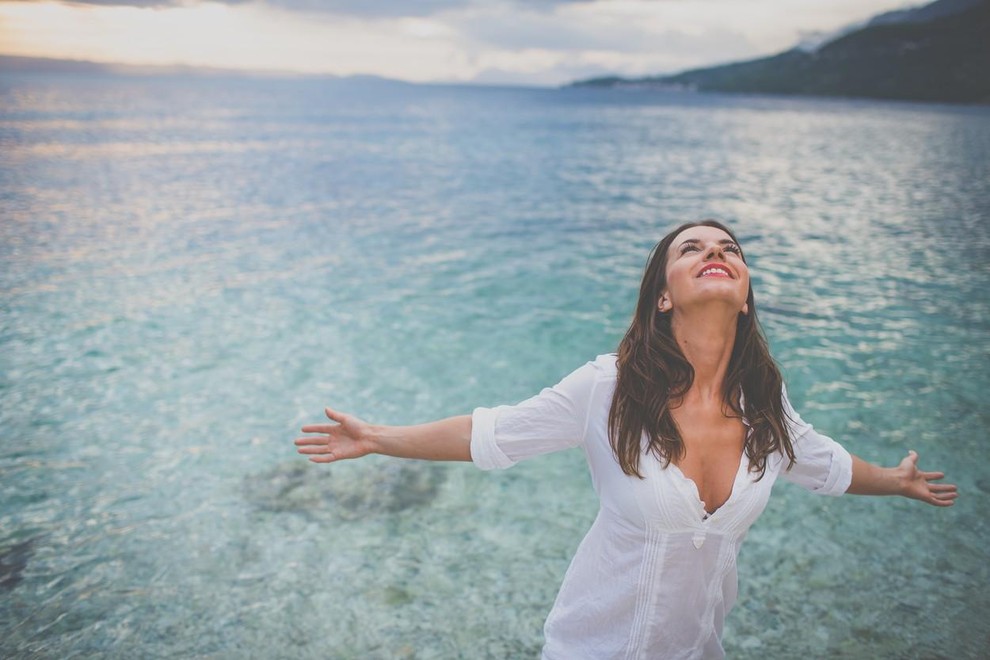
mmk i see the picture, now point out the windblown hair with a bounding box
[608,220,796,479]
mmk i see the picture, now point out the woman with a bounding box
[295,220,957,659]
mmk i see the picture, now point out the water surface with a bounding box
[1,74,989,658]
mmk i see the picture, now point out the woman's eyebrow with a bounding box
[678,238,738,247]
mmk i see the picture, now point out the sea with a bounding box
[1,72,988,659]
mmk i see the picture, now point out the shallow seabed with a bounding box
[1,75,989,658]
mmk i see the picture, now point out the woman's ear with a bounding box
[658,296,672,313]
[741,302,749,315]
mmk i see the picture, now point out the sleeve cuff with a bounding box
[820,443,854,496]
[470,406,516,470]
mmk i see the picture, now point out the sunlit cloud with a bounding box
[0,0,917,84]
[0,1,479,80]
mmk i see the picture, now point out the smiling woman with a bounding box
[296,219,957,659]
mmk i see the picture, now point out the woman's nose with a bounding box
[703,244,725,260]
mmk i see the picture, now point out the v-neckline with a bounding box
[669,450,748,518]
[654,389,753,519]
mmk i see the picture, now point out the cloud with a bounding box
[0,0,915,85]
[9,0,597,16]
[237,0,472,18]
[42,0,202,5]
[451,4,753,55]
[440,2,759,84]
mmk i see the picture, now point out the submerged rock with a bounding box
[245,460,445,519]
[0,537,36,591]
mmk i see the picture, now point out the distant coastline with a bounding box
[568,0,990,105]
[0,54,324,80]
[0,54,545,91]
[5,0,989,105]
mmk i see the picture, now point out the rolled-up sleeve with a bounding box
[778,388,853,496]
[470,359,603,471]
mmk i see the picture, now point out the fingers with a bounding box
[300,424,336,434]
[295,408,351,464]
[300,408,353,435]
[295,438,340,462]
[299,407,350,433]
[927,481,958,506]
[294,433,333,445]
[294,432,357,463]
[914,459,958,505]
[907,452,953,487]
[295,443,331,454]
[928,492,957,506]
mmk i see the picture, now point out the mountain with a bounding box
[865,0,984,26]
[0,55,434,90]
[569,0,990,104]
[794,0,983,52]
[0,54,329,79]
[0,54,116,75]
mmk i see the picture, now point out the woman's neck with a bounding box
[670,308,738,404]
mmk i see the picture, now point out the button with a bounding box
[692,533,705,549]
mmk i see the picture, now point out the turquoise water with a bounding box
[1,74,989,658]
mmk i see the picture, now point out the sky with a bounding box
[0,0,919,85]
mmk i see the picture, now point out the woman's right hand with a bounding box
[295,407,377,463]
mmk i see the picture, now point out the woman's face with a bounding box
[659,225,750,315]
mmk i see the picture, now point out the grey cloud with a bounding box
[453,7,755,58]
[21,0,658,17]
[48,0,192,5]
[18,0,572,12]
[248,0,473,18]
[454,10,657,52]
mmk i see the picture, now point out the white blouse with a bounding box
[471,354,853,660]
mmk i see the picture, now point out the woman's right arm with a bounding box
[295,407,472,463]
[297,356,608,466]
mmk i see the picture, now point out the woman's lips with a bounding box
[697,265,732,278]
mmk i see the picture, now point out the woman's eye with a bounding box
[680,244,700,254]
[724,244,741,254]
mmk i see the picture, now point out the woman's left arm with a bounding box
[847,450,958,506]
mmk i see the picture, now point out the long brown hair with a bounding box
[608,220,795,479]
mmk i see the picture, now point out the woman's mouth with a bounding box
[698,265,732,278]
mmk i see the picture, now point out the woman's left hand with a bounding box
[897,450,958,507]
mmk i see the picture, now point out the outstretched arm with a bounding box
[847,450,957,507]
[295,407,472,463]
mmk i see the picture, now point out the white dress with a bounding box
[470,354,853,660]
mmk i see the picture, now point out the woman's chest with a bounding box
[584,418,780,535]
[669,406,748,515]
